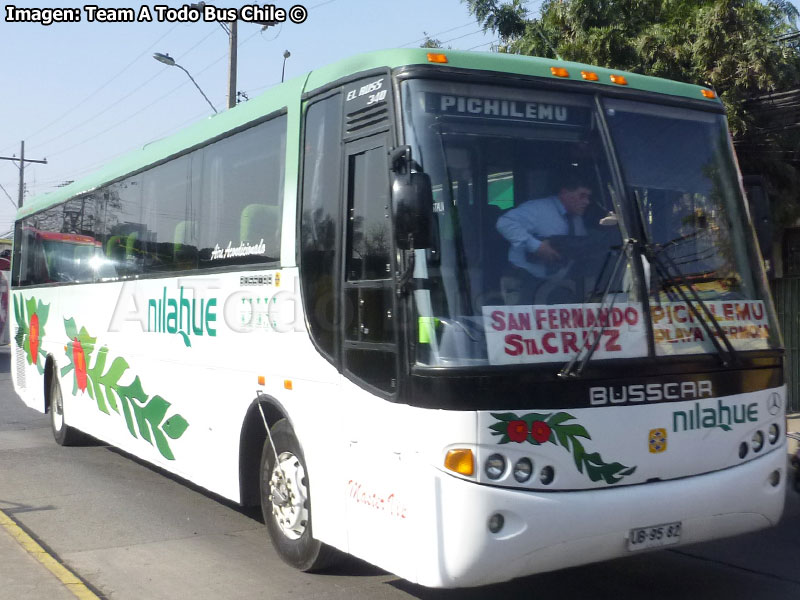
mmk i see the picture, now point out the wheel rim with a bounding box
[51,380,64,433]
[269,451,309,540]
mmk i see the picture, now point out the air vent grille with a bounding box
[346,104,389,135]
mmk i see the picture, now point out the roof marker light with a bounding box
[427,53,448,64]
[581,71,599,81]
[551,67,569,78]
[701,89,716,99]
[610,74,628,85]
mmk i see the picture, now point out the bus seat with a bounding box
[106,235,125,260]
[240,204,279,257]
[125,232,139,258]
[173,221,195,246]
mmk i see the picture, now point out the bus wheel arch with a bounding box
[239,396,287,507]
[260,417,339,571]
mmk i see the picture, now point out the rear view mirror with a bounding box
[392,172,433,250]
[390,146,432,250]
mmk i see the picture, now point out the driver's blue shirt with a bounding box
[496,195,586,278]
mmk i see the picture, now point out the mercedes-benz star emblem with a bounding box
[767,392,782,416]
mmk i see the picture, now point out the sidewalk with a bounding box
[0,511,77,600]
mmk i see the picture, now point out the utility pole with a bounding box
[189,2,276,110]
[0,141,47,208]
[227,19,238,110]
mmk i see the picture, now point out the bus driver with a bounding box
[496,176,592,303]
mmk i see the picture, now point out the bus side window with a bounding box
[197,115,286,268]
[141,156,194,273]
[300,94,343,361]
[102,177,144,279]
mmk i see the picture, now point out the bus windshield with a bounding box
[400,79,778,367]
[602,99,773,356]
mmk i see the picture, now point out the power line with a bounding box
[0,182,16,209]
[467,40,499,51]
[19,0,344,196]
[399,22,475,47]
[440,29,485,45]
[26,24,222,152]
[0,23,181,155]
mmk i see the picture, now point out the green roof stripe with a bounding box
[19,48,718,219]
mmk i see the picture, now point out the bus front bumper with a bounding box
[419,444,786,588]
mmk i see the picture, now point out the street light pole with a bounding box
[153,53,218,114]
[281,50,291,83]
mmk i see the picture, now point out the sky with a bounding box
[1,0,798,239]
[0,0,503,236]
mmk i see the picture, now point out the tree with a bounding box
[464,0,800,224]
[420,32,450,49]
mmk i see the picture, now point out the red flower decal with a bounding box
[507,420,529,443]
[29,313,40,361]
[531,421,551,444]
[73,338,87,393]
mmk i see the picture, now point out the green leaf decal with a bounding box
[546,412,574,427]
[489,412,519,422]
[488,410,635,485]
[64,317,79,341]
[25,298,36,324]
[36,300,50,325]
[89,374,108,414]
[152,429,175,461]
[163,415,189,440]
[488,422,509,434]
[13,296,26,346]
[61,318,190,461]
[143,395,170,427]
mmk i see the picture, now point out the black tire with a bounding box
[260,418,339,571]
[49,371,84,446]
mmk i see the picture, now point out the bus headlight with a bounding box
[751,430,765,453]
[540,465,555,485]
[485,454,506,480]
[513,458,533,483]
[768,423,780,445]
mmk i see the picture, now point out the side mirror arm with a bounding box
[389,145,412,184]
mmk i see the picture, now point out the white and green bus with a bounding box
[11,49,787,587]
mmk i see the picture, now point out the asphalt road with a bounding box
[1,346,799,599]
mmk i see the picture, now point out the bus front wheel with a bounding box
[259,418,338,571]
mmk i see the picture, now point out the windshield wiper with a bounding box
[628,189,737,367]
[559,239,632,379]
[645,240,738,367]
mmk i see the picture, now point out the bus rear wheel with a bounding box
[259,418,338,571]
[49,371,83,446]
